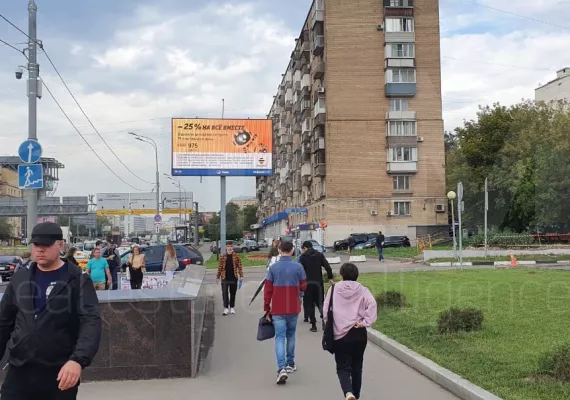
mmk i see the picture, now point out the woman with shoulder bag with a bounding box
[323,263,377,400]
[128,245,146,289]
[163,243,178,281]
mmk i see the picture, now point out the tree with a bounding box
[446,100,570,232]
[240,205,258,231]
[0,218,13,241]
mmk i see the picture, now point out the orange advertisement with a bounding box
[171,118,273,176]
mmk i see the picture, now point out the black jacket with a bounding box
[0,261,101,369]
[299,249,333,284]
[376,234,385,248]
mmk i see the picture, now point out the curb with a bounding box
[428,260,570,267]
[366,328,502,400]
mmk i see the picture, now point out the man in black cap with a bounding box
[298,240,334,332]
[0,222,101,400]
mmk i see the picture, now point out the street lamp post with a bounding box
[447,191,457,257]
[128,132,160,216]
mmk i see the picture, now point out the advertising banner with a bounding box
[171,118,273,176]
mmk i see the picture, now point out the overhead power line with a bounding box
[40,79,147,191]
[458,0,570,30]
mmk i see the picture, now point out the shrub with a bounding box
[437,307,484,334]
[539,344,570,382]
[376,291,406,309]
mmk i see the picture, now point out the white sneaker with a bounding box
[230,308,236,314]
[222,308,229,315]
[346,393,356,400]
[276,368,288,384]
[285,364,296,373]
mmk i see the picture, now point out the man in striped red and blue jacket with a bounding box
[264,240,307,384]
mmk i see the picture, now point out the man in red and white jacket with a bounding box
[264,241,307,385]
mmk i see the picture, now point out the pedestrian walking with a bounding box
[0,222,101,400]
[263,241,307,384]
[298,240,334,331]
[127,245,145,289]
[63,247,78,266]
[323,263,377,400]
[162,243,179,282]
[103,242,121,290]
[15,252,32,272]
[376,231,385,262]
[216,243,244,315]
[347,236,356,255]
[267,240,280,262]
[86,248,112,291]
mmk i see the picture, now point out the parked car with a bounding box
[333,233,377,251]
[0,256,20,281]
[355,236,411,249]
[232,239,259,253]
[257,239,268,248]
[120,244,203,273]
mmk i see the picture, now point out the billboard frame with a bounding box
[170,117,273,176]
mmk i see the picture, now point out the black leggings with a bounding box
[304,283,324,324]
[334,327,368,399]
[130,267,143,289]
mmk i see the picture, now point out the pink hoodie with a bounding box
[323,280,378,340]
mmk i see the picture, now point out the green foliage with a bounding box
[539,344,570,382]
[437,307,484,334]
[0,218,13,241]
[204,203,259,241]
[375,290,406,309]
[446,100,570,232]
[467,228,535,248]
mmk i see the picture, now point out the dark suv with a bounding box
[0,256,19,282]
[333,233,377,251]
[120,244,203,273]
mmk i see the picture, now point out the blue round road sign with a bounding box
[154,214,162,223]
[18,139,42,164]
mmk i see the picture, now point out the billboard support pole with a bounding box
[220,98,226,252]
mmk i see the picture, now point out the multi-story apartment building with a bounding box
[535,67,570,103]
[0,167,22,237]
[256,0,447,245]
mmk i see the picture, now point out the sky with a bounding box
[1,0,570,211]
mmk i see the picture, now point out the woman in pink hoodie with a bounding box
[323,263,377,400]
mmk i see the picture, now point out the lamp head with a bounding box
[447,191,457,200]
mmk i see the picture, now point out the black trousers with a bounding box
[334,328,368,399]
[0,364,79,400]
[130,267,143,289]
[221,281,237,308]
[304,283,324,324]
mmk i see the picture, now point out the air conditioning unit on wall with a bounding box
[435,204,446,213]
[370,210,378,216]
[386,210,393,217]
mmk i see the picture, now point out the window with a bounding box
[385,18,414,32]
[389,146,417,162]
[394,201,411,216]
[388,121,416,136]
[391,68,416,83]
[390,99,408,111]
[390,0,404,5]
[392,176,410,190]
[391,43,415,58]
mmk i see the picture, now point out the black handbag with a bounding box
[257,313,275,341]
[322,284,335,354]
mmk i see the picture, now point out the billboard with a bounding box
[171,118,273,176]
[130,193,156,214]
[162,191,194,215]
[96,193,157,216]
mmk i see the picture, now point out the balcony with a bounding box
[301,162,312,177]
[280,135,293,146]
[385,32,415,43]
[387,161,417,173]
[302,130,311,143]
[386,110,416,119]
[284,100,293,111]
[301,99,311,113]
[293,179,301,192]
[300,40,310,59]
[301,145,311,162]
[312,60,325,80]
[293,101,301,114]
[385,58,415,68]
[385,83,416,97]
[312,35,324,56]
[312,137,325,153]
[310,6,324,29]
[314,163,326,177]
[293,122,302,134]
[301,85,311,98]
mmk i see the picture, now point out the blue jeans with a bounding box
[273,314,298,371]
[377,247,384,261]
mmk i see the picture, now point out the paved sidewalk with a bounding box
[80,282,457,399]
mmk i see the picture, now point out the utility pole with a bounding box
[457,182,464,269]
[194,202,199,247]
[220,99,226,252]
[484,177,488,256]
[26,0,39,242]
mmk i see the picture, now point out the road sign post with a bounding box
[18,139,42,164]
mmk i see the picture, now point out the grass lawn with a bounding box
[358,269,570,399]
[204,253,267,269]
[429,254,570,263]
